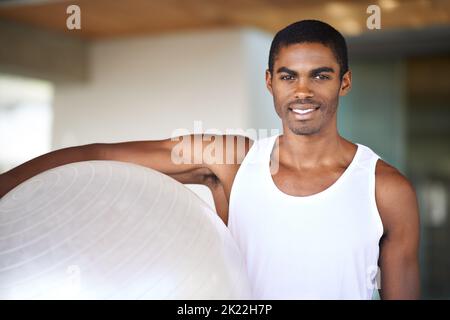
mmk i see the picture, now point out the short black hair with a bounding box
[268,20,349,79]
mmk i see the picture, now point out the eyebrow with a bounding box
[276,66,335,75]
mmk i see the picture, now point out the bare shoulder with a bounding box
[375,159,419,236]
[202,135,254,223]
[375,160,417,199]
[376,160,415,188]
[216,134,254,162]
[206,134,254,177]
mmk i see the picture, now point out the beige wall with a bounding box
[52,28,277,209]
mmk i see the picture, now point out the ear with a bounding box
[339,70,352,97]
[265,69,273,95]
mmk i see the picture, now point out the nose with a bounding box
[294,78,314,99]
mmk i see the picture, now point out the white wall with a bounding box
[52,28,275,209]
[241,29,282,134]
[0,74,53,173]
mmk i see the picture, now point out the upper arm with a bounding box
[375,160,421,299]
[94,134,252,186]
[94,135,206,183]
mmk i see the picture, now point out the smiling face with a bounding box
[266,42,352,136]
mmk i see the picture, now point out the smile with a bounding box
[291,108,317,115]
[289,106,320,120]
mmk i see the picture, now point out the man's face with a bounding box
[266,42,351,136]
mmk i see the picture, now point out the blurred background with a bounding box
[0,0,449,299]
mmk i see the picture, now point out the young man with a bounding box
[0,20,420,299]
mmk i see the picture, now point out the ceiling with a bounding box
[0,0,449,39]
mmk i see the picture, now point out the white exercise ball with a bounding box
[0,161,251,299]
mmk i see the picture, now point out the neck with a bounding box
[276,122,348,170]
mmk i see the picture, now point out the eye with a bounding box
[280,75,295,81]
[314,74,330,80]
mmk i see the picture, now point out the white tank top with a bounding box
[228,134,384,300]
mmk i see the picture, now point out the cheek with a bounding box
[315,84,341,102]
[271,86,284,102]
[272,84,293,101]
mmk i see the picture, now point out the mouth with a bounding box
[289,106,320,119]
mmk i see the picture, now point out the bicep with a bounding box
[93,134,252,186]
[378,234,420,299]
[94,134,212,183]
[376,161,421,299]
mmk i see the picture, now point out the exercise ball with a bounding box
[0,161,251,299]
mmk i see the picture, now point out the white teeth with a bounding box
[292,108,315,114]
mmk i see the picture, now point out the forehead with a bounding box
[275,43,338,70]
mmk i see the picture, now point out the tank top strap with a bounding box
[354,143,381,172]
[246,134,280,166]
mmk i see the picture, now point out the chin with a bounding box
[289,124,321,136]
